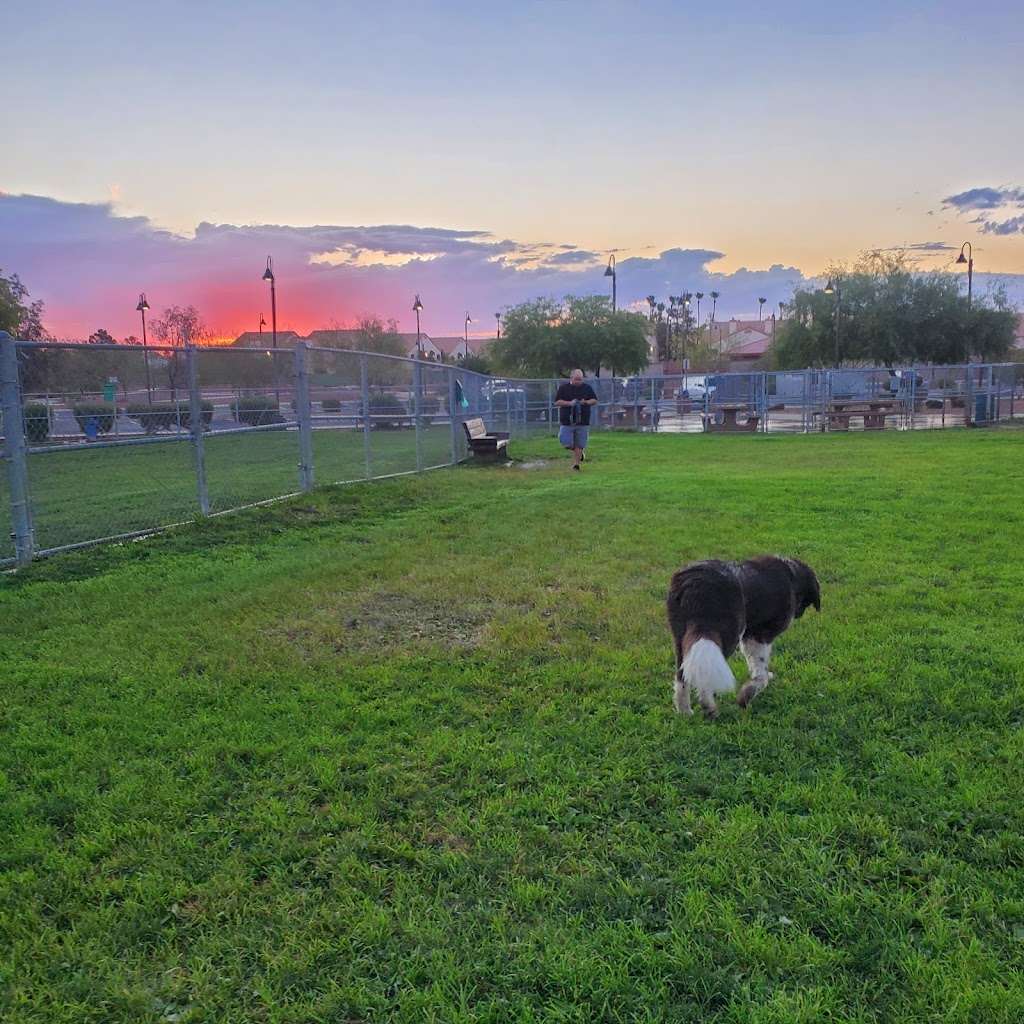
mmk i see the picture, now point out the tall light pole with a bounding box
[495,312,501,339]
[709,291,721,365]
[262,256,279,400]
[957,242,973,363]
[413,294,423,358]
[682,292,691,368]
[136,293,153,403]
[823,276,841,369]
[604,254,617,312]
[465,312,472,348]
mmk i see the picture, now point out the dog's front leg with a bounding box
[738,638,773,709]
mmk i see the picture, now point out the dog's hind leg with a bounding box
[672,632,693,715]
[673,667,693,715]
[737,638,773,709]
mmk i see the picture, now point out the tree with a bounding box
[150,305,212,392]
[772,250,1018,370]
[0,269,56,392]
[87,328,117,345]
[758,297,766,321]
[353,313,409,388]
[0,269,47,340]
[490,295,649,378]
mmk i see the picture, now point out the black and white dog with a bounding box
[666,556,821,718]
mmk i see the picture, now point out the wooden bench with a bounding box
[705,404,759,432]
[462,417,510,460]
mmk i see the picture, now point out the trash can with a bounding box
[973,393,990,425]
[85,416,100,442]
[103,382,116,402]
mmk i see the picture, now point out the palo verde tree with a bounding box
[490,295,649,378]
[773,250,1018,370]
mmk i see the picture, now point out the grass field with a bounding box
[2,429,1023,1023]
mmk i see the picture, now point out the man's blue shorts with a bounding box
[559,425,589,449]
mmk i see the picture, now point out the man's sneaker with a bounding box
[581,451,586,461]
[572,464,581,472]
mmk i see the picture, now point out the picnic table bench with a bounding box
[705,403,760,432]
[824,400,896,431]
[462,417,510,460]
[603,403,659,428]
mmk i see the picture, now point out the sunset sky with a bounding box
[4,0,1023,343]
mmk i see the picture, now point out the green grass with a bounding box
[2,430,1023,1023]
[14,426,466,558]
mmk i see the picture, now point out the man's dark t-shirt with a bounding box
[555,381,598,426]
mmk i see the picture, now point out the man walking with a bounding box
[555,368,597,472]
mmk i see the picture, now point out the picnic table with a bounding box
[825,400,896,430]
[705,403,759,432]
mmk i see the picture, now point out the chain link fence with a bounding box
[2,332,1020,564]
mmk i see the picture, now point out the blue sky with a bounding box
[3,0,1023,340]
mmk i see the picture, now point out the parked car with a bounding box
[679,375,717,401]
[887,369,925,392]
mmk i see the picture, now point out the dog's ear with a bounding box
[792,560,821,614]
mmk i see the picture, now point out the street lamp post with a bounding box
[604,255,617,312]
[136,293,153,403]
[413,294,423,358]
[681,293,691,368]
[262,256,279,400]
[495,312,501,339]
[823,276,841,369]
[465,312,471,348]
[956,242,973,363]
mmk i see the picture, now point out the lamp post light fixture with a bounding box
[413,294,423,358]
[262,257,277,352]
[136,292,153,403]
[823,276,841,369]
[262,256,279,400]
[465,312,472,347]
[604,254,617,312]
[956,242,973,363]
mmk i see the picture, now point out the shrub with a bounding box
[23,403,52,443]
[126,402,214,433]
[322,398,342,412]
[367,392,407,429]
[71,402,116,435]
[231,396,283,426]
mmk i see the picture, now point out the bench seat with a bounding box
[462,417,510,459]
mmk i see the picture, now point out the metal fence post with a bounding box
[360,353,373,480]
[186,343,209,515]
[449,369,459,464]
[1,332,34,563]
[413,360,424,473]
[294,343,315,491]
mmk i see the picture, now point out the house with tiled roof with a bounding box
[304,329,363,349]
[395,332,442,359]
[430,335,492,361]
[230,330,302,349]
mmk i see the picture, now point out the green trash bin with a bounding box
[973,393,990,425]
[103,382,116,402]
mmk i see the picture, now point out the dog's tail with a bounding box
[682,637,737,697]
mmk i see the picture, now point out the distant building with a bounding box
[230,330,301,349]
